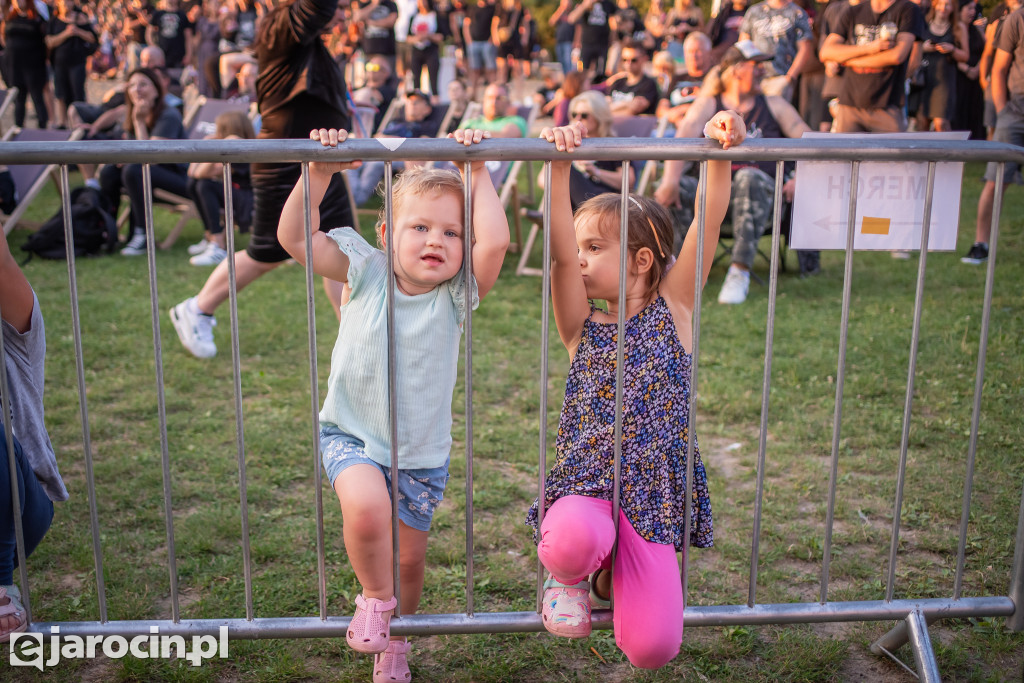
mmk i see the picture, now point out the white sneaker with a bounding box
[718,267,751,305]
[121,229,148,256]
[169,298,217,358]
[187,238,211,256]
[189,243,228,266]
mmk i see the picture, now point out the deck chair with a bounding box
[612,115,670,195]
[1,126,84,235]
[0,88,17,136]
[515,116,667,276]
[184,96,252,139]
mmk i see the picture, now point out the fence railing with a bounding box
[1,137,1022,682]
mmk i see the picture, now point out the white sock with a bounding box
[729,264,749,277]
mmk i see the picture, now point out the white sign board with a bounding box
[790,132,968,251]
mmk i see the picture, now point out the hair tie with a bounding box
[628,196,666,258]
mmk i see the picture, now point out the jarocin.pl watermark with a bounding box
[9,626,229,670]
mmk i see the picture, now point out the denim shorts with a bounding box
[320,425,450,531]
[467,40,496,71]
[984,104,1024,184]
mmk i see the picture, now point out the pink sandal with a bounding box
[347,594,398,653]
[373,638,411,683]
[541,576,592,639]
[0,586,27,643]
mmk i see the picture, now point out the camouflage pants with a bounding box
[673,167,775,269]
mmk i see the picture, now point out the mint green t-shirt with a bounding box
[318,228,479,469]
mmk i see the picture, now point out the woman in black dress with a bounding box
[918,0,968,132]
[2,0,49,128]
[46,0,97,129]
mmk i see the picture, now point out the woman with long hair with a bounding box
[917,0,968,131]
[538,90,635,211]
[98,67,190,255]
[2,0,49,128]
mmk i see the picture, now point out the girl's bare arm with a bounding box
[277,128,360,282]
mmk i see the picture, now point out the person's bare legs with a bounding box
[335,465,396,602]
[974,179,1001,244]
[394,523,429,639]
[194,250,280,315]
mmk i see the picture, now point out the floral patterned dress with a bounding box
[526,295,713,551]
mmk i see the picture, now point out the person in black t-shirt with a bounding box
[2,0,49,129]
[463,0,497,99]
[46,0,98,128]
[656,40,818,301]
[125,0,155,74]
[569,0,617,81]
[355,0,399,71]
[820,0,923,132]
[147,0,194,69]
[605,40,660,116]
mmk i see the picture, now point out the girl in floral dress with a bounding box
[526,111,745,669]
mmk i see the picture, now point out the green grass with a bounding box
[3,162,1023,682]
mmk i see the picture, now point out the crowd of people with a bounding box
[2,0,1012,294]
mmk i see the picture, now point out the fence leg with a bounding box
[906,610,942,682]
[1007,478,1024,631]
[870,611,941,682]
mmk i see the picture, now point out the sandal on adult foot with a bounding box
[589,568,611,610]
[347,594,398,653]
[373,639,411,683]
[541,576,592,638]
[0,586,27,643]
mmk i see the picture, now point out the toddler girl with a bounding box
[278,127,510,683]
[526,111,745,669]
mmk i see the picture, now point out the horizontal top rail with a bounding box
[0,137,1020,166]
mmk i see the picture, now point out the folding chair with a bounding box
[0,88,17,136]
[1,126,84,235]
[184,96,252,139]
[611,115,670,195]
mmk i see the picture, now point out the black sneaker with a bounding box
[960,242,988,265]
[797,250,821,277]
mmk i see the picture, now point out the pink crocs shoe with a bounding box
[347,594,398,653]
[373,639,411,683]
[541,576,592,638]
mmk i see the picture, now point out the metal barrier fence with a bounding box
[1,136,1022,681]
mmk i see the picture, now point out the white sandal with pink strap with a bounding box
[0,586,27,643]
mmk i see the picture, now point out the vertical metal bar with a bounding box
[141,164,180,621]
[299,164,328,622]
[906,610,942,682]
[957,171,1004,600]
[748,161,784,607]
[535,162,553,613]
[682,161,708,604]
[384,162,402,616]
[885,162,936,603]
[463,162,475,617]
[820,160,860,604]
[1008,477,1024,631]
[610,161,630,602]
[222,164,254,620]
[58,165,108,621]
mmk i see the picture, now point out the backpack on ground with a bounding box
[20,186,118,261]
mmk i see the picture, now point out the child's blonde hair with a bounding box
[214,110,256,140]
[575,193,674,299]
[376,166,466,244]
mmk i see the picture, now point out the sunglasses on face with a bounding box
[571,111,592,120]
[366,63,382,72]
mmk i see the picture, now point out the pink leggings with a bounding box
[537,495,684,669]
